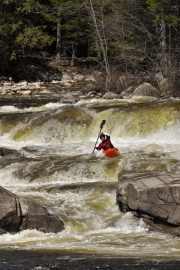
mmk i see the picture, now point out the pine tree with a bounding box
[41,0,89,66]
[0,0,54,64]
[146,0,180,75]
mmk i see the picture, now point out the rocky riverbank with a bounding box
[0,60,175,102]
[0,73,171,105]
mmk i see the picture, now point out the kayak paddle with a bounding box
[92,120,106,153]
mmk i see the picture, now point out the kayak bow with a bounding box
[103,148,119,157]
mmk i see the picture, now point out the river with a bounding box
[0,93,180,269]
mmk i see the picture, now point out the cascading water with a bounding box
[1,96,180,265]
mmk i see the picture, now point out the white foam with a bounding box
[0,105,20,113]
[114,212,148,233]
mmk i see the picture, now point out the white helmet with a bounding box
[100,132,110,140]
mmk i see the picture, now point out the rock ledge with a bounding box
[117,170,180,227]
[0,186,64,234]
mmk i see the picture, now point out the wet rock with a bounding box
[0,228,7,235]
[61,93,78,104]
[0,147,17,157]
[0,186,64,234]
[117,170,180,227]
[0,149,4,156]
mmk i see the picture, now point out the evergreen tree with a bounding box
[40,0,88,66]
[0,0,53,66]
[146,0,180,75]
[1,0,180,82]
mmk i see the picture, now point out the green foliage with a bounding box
[146,0,163,10]
[0,0,180,75]
[15,26,54,50]
[146,0,180,25]
[19,0,42,12]
[0,0,55,58]
[154,14,180,25]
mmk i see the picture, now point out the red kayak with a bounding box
[103,148,119,157]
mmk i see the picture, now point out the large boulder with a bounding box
[102,91,120,99]
[132,83,161,98]
[117,170,180,226]
[120,86,134,99]
[0,186,64,234]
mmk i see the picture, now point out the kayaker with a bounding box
[95,132,114,151]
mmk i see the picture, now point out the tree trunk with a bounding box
[89,0,110,91]
[70,45,75,66]
[168,23,172,70]
[56,8,62,67]
[159,18,169,76]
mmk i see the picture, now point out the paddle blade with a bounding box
[100,120,106,129]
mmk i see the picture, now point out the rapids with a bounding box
[1,95,180,259]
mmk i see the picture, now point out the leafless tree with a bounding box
[87,0,111,91]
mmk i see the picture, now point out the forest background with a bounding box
[1,0,180,96]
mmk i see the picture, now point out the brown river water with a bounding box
[1,92,180,269]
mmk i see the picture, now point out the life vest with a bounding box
[96,139,114,151]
